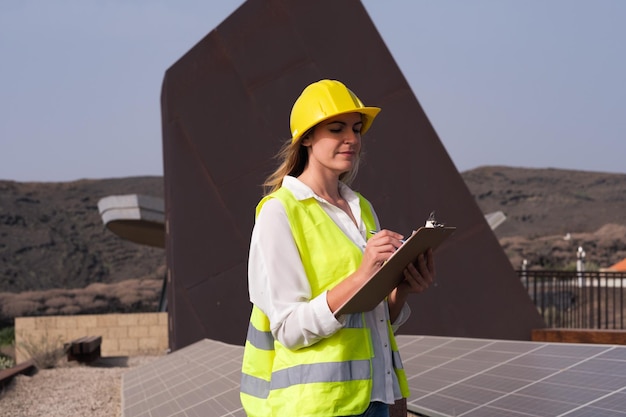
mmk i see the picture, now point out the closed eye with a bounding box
[325,118,363,134]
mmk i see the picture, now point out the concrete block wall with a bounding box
[15,312,168,363]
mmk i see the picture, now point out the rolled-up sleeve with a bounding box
[248,198,344,350]
[391,302,411,333]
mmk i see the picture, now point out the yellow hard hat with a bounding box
[289,79,381,143]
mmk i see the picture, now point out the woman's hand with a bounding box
[400,249,435,294]
[388,248,436,322]
[326,229,403,313]
[360,229,404,275]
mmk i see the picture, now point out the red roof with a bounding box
[608,258,626,272]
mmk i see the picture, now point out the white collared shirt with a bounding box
[248,175,410,404]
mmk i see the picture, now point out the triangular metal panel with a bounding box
[162,0,545,350]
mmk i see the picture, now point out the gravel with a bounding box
[1,356,420,417]
[0,355,160,417]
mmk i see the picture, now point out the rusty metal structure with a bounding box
[161,0,545,351]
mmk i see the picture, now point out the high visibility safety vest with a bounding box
[240,187,410,417]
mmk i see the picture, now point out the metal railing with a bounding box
[518,270,626,329]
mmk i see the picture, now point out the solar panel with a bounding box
[122,335,626,417]
[121,339,246,417]
[398,335,626,416]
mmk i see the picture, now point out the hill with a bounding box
[0,177,164,293]
[463,166,626,269]
[1,166,625,323]
[463,166,626,239]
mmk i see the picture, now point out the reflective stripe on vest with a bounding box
[242,359,372,396]
[246,322,273,351]
[240,187,409,416]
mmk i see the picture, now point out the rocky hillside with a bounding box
[1,166,625,320]
[463,166,626,270]
[0,177,164,293]
[464,166,626,239]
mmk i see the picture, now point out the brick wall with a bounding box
[15,312,168,363]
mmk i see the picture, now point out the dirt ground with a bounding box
[0,355,159,417]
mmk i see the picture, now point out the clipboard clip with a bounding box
[425,211,445,228]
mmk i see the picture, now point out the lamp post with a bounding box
[577,246,586,286]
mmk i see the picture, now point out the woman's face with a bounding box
[301,112,363,177]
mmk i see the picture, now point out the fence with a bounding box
[520,270,626,329]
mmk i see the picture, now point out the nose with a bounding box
[344,130,360,143]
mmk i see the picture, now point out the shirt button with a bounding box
[387,370,391,375]
[384,343,388,348]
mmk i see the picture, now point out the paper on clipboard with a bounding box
[334,225,456,316]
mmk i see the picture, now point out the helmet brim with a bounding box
[292,106,381,143]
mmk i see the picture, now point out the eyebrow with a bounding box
[324,119,363,127]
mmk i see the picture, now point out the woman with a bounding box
[240,79,435,417]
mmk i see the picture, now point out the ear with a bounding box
[300,134,312,147]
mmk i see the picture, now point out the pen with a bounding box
[369,230,406,244]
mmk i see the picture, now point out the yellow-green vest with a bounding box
[240,187,410,417]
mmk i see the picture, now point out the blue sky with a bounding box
[1,1,624,182]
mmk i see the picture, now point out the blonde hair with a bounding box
[262,128,361,196]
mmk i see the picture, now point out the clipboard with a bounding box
[335,226,456,316]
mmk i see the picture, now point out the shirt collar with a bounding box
[282,175,359,206]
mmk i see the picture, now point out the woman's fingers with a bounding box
[369,230,404,249]
[425,248,435,277]
[399,252,437,294]
[364,229,404,265]
[405,263,428,292]
[415,251,435,281]
[365,232,437,293]
[402,265,424,292]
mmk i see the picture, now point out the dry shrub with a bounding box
[74,294,95,309]
[13,290,46,303]
[43,288,70,299]
[44,308,60,316]
[3,300,42,317]
[17,332,65,369]
[59,305,81,315]
[138,289,158,300]
[1,278,163,321]
[97,284,118,300]
[83,282,109,294]
[119,293,143,309]
[116,279,159,294]
[45,295,73,309]
[88,299,110,311]
[120,280,159,310]
[115,279,141,291]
